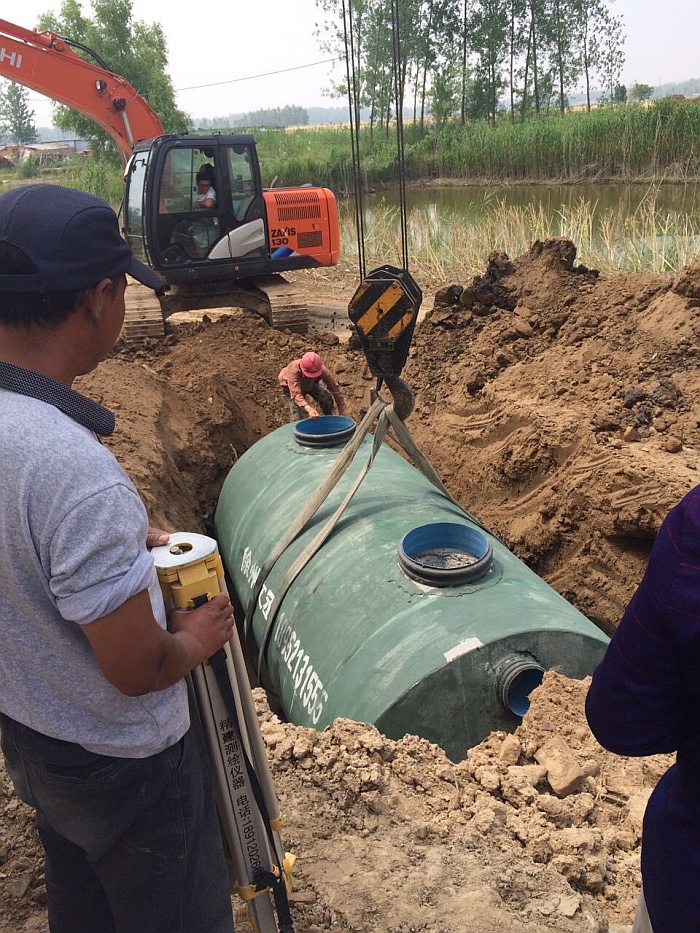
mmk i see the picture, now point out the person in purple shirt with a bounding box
[585,484,700,933]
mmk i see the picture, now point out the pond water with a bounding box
[338,182,700,274]
[371,183,700,218]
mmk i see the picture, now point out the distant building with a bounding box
[0,140,89,165]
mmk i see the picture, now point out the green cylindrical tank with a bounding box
[214,422,608,762]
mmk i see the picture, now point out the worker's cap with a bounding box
[0,184,163,293]
[300,351,323,378]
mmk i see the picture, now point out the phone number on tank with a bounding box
[274,615,328,725]
[240,547,327,723]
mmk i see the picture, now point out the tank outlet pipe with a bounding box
[152,532,295,933]
[495,654,546,718]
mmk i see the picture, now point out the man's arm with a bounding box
[82,590,234,697]
[197,187,216,209]
[321,367,348,415]
[287,366,317,416]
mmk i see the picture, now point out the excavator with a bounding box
[0,19,341,339]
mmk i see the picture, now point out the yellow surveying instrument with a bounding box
[153,532,295,933]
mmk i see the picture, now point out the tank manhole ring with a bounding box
[398,522,493,586]
[293,415,357,447]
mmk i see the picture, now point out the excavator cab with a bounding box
[123,134,340,290]
[0,18,340,335]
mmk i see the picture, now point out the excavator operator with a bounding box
[195,163,216,209]
[168,162,220,259]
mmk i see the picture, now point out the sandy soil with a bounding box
[3,239,698,932]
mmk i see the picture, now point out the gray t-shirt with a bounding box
[0,388,188,757]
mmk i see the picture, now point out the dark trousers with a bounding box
[0,707,234,933]
[282,382,334,421]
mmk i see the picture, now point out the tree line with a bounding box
[317,0,626,129]
[196,106,310,131]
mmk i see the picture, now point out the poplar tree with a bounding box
[0,82,39,144]
[468,0,509,123]
[547,0,581,114]
[597,10,625,104]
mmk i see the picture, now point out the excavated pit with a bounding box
[4,242,700,932]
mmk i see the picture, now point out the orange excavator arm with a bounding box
[0,18,164,162]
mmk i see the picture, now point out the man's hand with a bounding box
[169,592,235,663]
[306,404,320,419]
[146,527,170,549]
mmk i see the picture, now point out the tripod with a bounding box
[154,532,295,933]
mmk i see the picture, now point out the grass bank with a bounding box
[258,101,700,189]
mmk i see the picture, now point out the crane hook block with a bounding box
[348,265,422,378]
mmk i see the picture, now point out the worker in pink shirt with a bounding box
[278,351,348,422]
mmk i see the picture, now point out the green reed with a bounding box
[255,102,700,187]
[407,103,700,182]
[63,155,124,209]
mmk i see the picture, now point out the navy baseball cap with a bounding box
[0,183,163,293]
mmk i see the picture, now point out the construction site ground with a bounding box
[3,238,699,932]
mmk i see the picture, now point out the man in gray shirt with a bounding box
[0,184,235,933]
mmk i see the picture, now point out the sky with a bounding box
[7,0,700,128]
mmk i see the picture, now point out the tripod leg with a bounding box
[192,659,283,932]
[224,631,288,863]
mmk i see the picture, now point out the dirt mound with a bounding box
[2,244,697,931]
[407,239,699,632]
[260,670,671,933]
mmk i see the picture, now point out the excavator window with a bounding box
[151,142,263,266]
[124,155,149,263]
[227,146,256,221]
[159,150,200,213]
[156,148,223,261]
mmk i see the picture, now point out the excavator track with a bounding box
[251,275,309,333]
[122,273,309,343]
[123,278,166,341]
